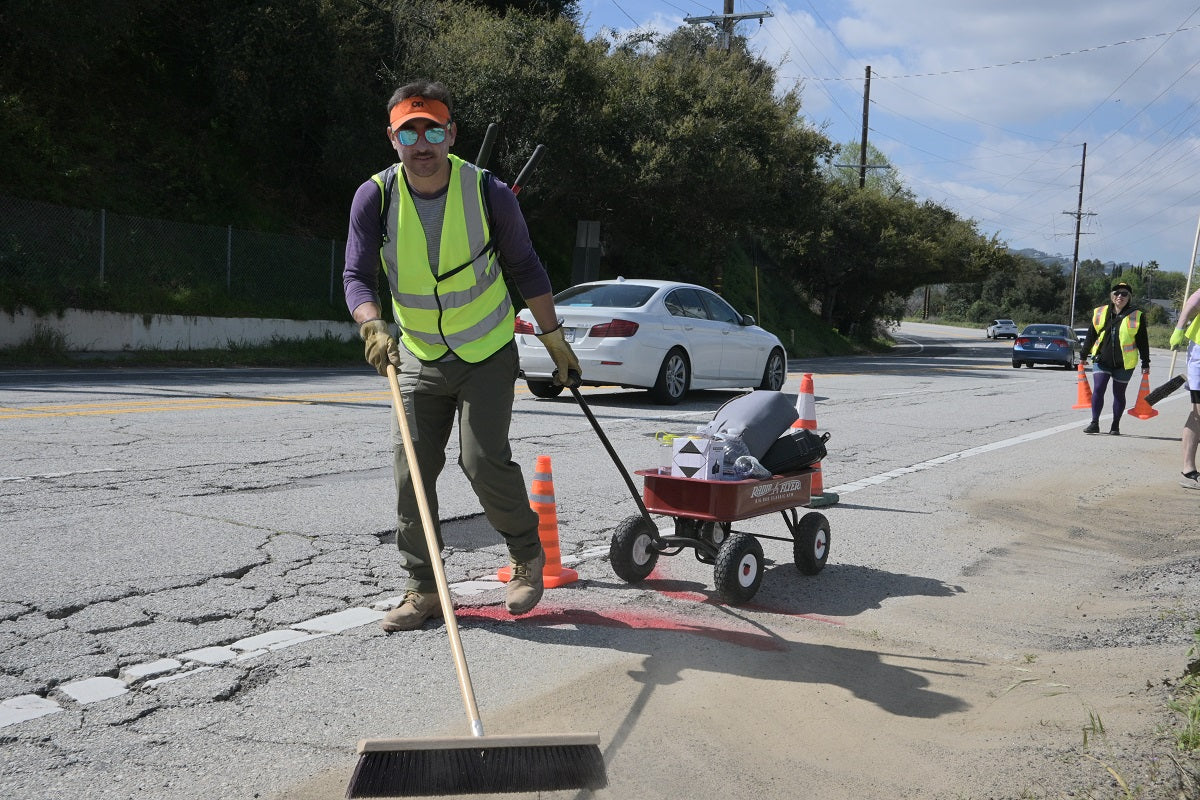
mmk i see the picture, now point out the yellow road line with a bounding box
[0,391,390,419]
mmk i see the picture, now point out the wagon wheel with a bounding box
[674,519,731,564]
[610,514,660,583]
[713,532,765,604]
[793,511,831,575]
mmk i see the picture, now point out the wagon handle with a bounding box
[567,386,660,531]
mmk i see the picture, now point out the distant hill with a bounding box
[1013,248,1143,275]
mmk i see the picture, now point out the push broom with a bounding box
[1146,210,1200,406]
[345,365,606,797]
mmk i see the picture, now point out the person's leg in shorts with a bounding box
[1181,342,1200,488]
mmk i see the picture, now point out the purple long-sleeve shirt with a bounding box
[343,165,552,316]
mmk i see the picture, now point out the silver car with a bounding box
[986,319,1018,339]
[515,278,788,405]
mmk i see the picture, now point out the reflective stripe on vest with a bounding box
[1089,306,1141,369]
[373,155,513,362]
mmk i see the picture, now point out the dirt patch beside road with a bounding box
[283,473,1199,800]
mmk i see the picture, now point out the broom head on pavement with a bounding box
[346,732,606,797]
[1146,374,1186,406]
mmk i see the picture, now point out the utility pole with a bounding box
[859,66,871,189]
[834,67,888,185]
[1064,143,1096,328]
[685,0,772,52]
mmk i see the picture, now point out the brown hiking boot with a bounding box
[505,549,546,615]
[380,591,442,632]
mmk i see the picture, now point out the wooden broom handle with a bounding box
[386,364,485,737]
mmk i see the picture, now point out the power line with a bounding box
[799,25,1200,81]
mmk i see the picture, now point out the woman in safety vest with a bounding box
[1079,281,1150,436]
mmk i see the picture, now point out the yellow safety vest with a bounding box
[1184,313,1200,346]
[372,154,513,362]
[1089,306,1142,369]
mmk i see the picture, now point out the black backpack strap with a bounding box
[378,164,399,246]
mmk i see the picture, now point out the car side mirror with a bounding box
[741,314,756,326]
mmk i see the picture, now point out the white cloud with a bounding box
[583,0,1200,274]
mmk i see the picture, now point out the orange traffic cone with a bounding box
[1127,371,1159,420]
[792,373,817,429]
[1071,363,1093,410]
[807,461,839,508]
[497,454,579,588]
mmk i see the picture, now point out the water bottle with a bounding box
[656,432,678,474]
[734,455,772,480]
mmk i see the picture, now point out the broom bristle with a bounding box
[1146,374,1186,406]
[346,743,607,797]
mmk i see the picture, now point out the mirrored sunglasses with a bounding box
[394,126,447,146]
[1112,291,1130,297]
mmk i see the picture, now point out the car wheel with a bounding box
[986,331,992,339]
[757,348,786,391]
[526,379,564,399]
[1012,361,1020,368]
[649,348,689,405]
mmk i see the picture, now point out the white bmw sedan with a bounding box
[514,278,788,405]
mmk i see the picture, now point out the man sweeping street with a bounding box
[1171,287,1200,488]
[342,79,580,631]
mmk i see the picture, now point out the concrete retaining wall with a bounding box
[1,308,358,352]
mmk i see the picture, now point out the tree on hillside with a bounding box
[946,249,1068,324]
[826,140,905,197]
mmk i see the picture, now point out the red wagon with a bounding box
[608,468,831,604]
[565,385,831,605]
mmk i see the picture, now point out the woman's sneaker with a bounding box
[1083,421,1100,434]
[1181,471,1200,490]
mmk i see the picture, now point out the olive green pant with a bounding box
[390,340,540,593]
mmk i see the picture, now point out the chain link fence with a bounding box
[0,194,351,320]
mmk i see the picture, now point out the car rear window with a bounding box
[1024,327,1067,337]
[555,284,656,308]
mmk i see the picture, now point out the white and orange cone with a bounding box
[498,454,579,588]
[793,373,817,430]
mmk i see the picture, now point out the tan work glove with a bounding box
[360,319,400,377]
[536,326,582,388]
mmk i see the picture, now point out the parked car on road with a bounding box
[515,278,787,405]
[986,319,1019,339]
[1074,327,1089,347]
[1012,324,1080,369]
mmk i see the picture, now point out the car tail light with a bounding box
[1015,337,1031,346]
[514,318,535,334]
[1051,338,1069,347]
[589,318,639,337]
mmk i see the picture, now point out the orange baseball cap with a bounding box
[389,96,451,129]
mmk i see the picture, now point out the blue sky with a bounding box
[576,0,1200,278]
